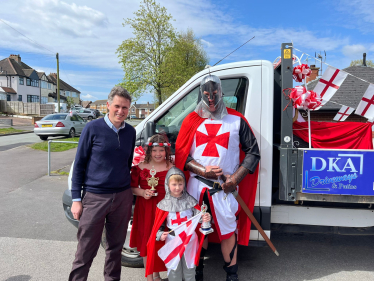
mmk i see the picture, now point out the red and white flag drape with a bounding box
[355,84,374,120]
[313,66,348,107]
[158,213,200,272]
[333,106,354,121]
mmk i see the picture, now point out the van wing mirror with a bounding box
[143,121,155,144]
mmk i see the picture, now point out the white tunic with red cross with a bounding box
[187,114,241,240]
[165,209,199,269]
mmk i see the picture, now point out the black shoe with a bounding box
[195,269,204,281]
[226,274,239,281]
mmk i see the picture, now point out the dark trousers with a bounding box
[69,188,133,281]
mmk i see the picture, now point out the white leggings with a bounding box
[168,255,195,281]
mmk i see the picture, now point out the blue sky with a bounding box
[0,0,373,103]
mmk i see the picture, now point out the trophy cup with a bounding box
[199,202,214,235]
[146,168,159,196]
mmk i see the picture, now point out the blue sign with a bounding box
[302,149,374,196]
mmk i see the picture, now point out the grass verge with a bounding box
[29,137,80,152]
[0,127,26,135]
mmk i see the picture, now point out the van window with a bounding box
[155,77,248,153]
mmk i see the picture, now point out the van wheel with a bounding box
[88,116,93,121]
[39,136,48,141]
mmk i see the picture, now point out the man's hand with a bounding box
[221,174,237,194]
[185,160,222,180]
[71,201,83,220]
[205,165,223,179]
[160,232,168,241]
[221,166,250,194]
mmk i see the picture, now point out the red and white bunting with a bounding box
[313,66,348,107]
[158,213,200,273]
[355,84,374,120]
[333,106,354,122]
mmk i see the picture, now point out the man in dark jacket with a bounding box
[69,86,136,281]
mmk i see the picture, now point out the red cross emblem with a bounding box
[164,220,193,265]
[337,107,351,121]
[319,69,341,98]
[196,124,230,157]
[171,212,188,225]
[360,96,374,116]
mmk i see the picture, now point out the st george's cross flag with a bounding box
[333,106,354,121]
[355,84,374,120]
[158,213,200,273]
[313,66,348,108]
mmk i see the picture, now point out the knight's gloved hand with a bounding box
[221,166,250,194]
[221,174,237,194]
[185,160,222,180]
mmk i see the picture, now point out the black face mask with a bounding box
[201,81,220,107]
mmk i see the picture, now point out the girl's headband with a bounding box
[148,142,171,147]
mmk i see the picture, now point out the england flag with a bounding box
[313,66,348,107]
[158,213,200,273]
[355,84,374,120]
[333,106,354,122]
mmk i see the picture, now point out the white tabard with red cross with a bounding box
[187,114,241,241]
[165,209,198,269]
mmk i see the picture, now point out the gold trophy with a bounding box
[146,168,159,196]
[199,202,214,235]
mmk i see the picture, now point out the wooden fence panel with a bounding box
[40,104,54,115]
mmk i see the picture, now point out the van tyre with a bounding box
[100,227,143,268]
[68,128,75,138]
[39,136,48,141]
[88,116,93,121]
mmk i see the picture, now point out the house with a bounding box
[129,102,155,118]
[81,101,92,108]
[0,54,41,102]
[305,62,373,123]
[48,73,81,104]
[0,54,80,104]
[90,99,108,113]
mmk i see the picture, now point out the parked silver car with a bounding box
[34,113,87,141]
[74,109,97,120]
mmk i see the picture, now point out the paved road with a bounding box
[1,144,374,280]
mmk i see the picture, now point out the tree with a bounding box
[66,97,75,110]
[117,0,209,106]
[349,59,374,67]
[117,0,175,105]
[161,29,209,100]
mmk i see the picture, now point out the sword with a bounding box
[206,176,279,257]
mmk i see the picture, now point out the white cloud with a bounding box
[82,93,97,100]
[342,44,367,57]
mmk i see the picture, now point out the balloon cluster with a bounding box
[293,64,311,82]
[132,146,146,165]
[289,86,321,110]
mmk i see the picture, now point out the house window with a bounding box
[7,95,11,101]
[27,95,39,103]
[19,77,24,85]
[71,92,77,97]
[18,95,22,101]
[132,108,135,112]
[26,78,31,86]
[41,81,48,89]
[65,91,70,97]
[41,97,48,104]
[48,83,52,89]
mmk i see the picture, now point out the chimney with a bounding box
[134,102,136,104]
[147,102,149,106]
[9,54,21,63]
[363,53,367,67]
[306,65,320,83]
